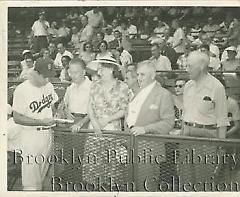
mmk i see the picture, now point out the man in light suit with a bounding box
[125,60,175,191]
[126,60,175,135]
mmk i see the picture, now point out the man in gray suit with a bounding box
[126,60,175,135]
[125,60,175,191]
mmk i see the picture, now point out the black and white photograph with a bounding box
[3,1,240,195]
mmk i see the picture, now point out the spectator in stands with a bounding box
[70,26,80,50]
[200,44,221,70]
[153,20,169,38]
[173,78,188,128]
[157,38,178,68]
[63,58,92,130]
[103,25,115,43]
[222,46,240,71]
[171,19,185,56]
[138,20,152,38]
[118,46,133,69]
[177,45,191,70]
[119,18,130,38]
[79,15,94,52]
[88,57,129,133]
[42,48,51,60]
[202,17,220,37]
[182,51,229,138]
[202,35,220,58]
[79,42,96,65]
[125,66,139,99]
[57,19,71,46]
[189,22,202,40]
[29,11,49,53]
[20,50,33,70]
[92,31,105,51]
[149,44,172,71]
[218,78,240,139]
[54,42,73,68]
[108,30,123,49]
[85,61,100,82]
[126,18,138,39]
[96,40,112,60]
[126,60,175,135]
[111,19,121,32]
[59,55,71,82]
[85,7,104,34]
[48,21,58,42]
[48,42,58,60]
[221,38,240,62]
[19,56,34,80]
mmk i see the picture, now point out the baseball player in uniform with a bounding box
[12,58,58,190]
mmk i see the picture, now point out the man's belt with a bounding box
[184,122,217,130]
[71,113,87,119]
[36,126,51,131]
[34,35,47,37]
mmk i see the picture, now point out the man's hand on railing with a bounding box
[130,126,146,136]
[71,123,82,133]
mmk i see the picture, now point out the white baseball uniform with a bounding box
[12,80,58,190]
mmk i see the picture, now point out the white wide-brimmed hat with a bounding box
[92,57,121,68]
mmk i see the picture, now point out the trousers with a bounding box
[20,128,52,190]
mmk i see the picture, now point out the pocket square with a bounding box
[149,104,158,110]
[203,96,212,101]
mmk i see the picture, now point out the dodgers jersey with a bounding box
[12,80,58,120]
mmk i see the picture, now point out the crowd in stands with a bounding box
[9,7,240,136]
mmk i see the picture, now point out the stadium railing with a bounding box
[52,127,240,192]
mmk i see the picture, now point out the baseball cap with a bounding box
[226,46,237,52]
[34,58,56,78]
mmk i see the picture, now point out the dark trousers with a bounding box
[32,36,48,53]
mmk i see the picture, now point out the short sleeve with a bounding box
[31,21,36,32]
[214,85,229,127]
[12,85,27,114]
[48,83,59,104]
[231,99,240,121]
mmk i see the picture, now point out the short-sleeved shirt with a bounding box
[89,80,129,130]
[85,10,104,28]
[172,27,185,53]
[183,73,229,127]
[79,25,93,42]
[12,80,58,120]
[31,20,49,36]
[64,77,92,114]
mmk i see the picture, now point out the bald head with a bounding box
[187,51,209,80]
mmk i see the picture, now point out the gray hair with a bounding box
[188,51,210,69]
[137,60,157,73]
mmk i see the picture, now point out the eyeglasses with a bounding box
[175,84,184,88]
